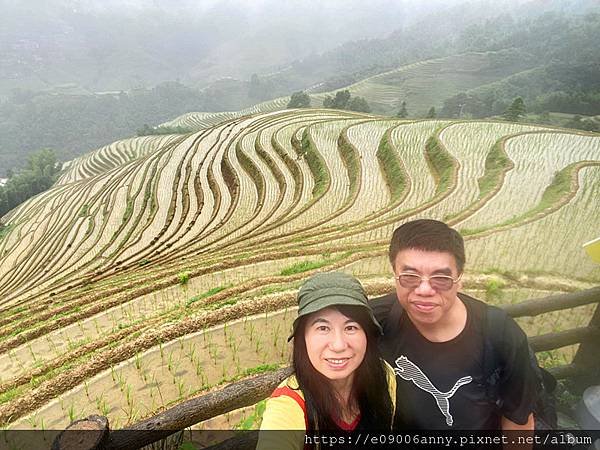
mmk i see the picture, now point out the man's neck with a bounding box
[410,296,468,342]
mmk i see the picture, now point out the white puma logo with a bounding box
[394,356,472,426]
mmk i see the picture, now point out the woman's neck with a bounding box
[330,375,358,422]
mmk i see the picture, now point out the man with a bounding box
[372,219,536,431]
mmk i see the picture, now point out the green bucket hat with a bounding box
[287,272,383,341]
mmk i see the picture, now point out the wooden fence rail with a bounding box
[53,287,600,450]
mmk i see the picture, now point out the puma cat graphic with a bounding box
[394,356,472,426]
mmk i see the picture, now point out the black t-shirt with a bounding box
[371,292,536,430]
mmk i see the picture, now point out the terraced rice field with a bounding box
[1,107,599,435]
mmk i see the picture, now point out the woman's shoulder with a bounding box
[275,374,302,394]
[257,375,307,449]
[260,374,307,431]
[382,359,397,409]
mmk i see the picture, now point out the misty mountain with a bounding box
[0,0,431,97]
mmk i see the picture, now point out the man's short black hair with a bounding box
[388,219,465,273]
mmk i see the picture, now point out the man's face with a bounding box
[393,248,462,328]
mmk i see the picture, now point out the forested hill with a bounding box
[1,9,599,176]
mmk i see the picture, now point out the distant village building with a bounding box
[0,178,7,187]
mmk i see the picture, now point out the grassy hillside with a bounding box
[310,49,536,116]
[165,49,537,129]
[0,109,599,436]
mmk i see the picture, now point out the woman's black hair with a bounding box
[292,305,393,431]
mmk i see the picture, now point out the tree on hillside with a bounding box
[0,149,60,217]
[323,90,351,110]
[396,101,408,118]
[426,107,436,118]
[564,115,600,132]
[503,97,526,122]
[347,96,371,113]
[287,91,311,108]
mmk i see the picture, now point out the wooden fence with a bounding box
[53,286,600,450]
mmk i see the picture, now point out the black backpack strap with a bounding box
[482,305,509,408]
[483,304,558,429]
[370,292,403,335]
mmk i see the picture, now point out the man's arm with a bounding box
[502,413,534,450]
[501,412,534,431]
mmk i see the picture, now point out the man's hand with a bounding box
[502,413,534,449]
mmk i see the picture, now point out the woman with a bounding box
[257,272,396,449]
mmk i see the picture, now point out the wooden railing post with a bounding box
[571,302,600,391]
[52,415,109,450]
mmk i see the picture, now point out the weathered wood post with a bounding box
[52,415,110,450]
[572,300,600,391]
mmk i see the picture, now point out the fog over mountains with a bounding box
[3,0,596,96]
[0,0,425,95]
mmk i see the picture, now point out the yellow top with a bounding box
[256,361,397,450]
[584,237,600,263]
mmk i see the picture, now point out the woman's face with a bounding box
[304,307,367,383]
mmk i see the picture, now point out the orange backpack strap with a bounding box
[271,386,308,430]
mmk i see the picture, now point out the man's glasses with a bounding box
[395,272,462,292]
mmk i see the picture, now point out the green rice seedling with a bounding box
[230,343,239,363]
[155,381,165,407]
[40,418,46,439]
[97,398,110,416]
[116,371,126,391]
[134,352,142,371]
[125,384,133,408]
[93,319,101,335]
[27,343,37,362]
[159,341,164,359]
[194,359,204,379]
[167,351,174,373]
[84,381,90,399]
[177,379,186,400]
[178,338,184,351]
[65,334,74,351]
[186,343,196,362]
[26,414,39,429]
[110,366,116,382]
[200,372,208,389]
[67,404,76,423]
[45,336,59,355]
[272,324,281,348]
[178,271,191,285]
[211,345,219,365]
[128,406,140,423]
[249,322,254,342]
[254,337,263,355]
[485,278,505,301]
